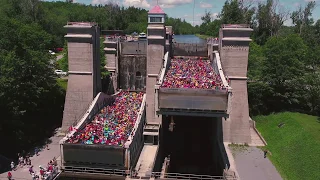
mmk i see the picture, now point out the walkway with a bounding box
[230,146,282,180]
[0,134,62,180]
[135,145,158,178]
[249,128,265,146]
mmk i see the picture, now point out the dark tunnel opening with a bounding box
[160,115,224,176]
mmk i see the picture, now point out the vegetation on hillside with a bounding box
[255,112,320,180]
[199,0,320,116]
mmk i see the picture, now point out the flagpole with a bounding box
[193,0,195,26]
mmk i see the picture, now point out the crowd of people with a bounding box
[67,91,144,146]
[35,157,58,180]
[161,58,224,89]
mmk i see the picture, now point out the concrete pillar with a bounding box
[165,26,173,58]
[61,22,101,132]
[104,37,119,92]
[146,6,166,124]
[219,24,253,144]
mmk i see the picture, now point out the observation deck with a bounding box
[155,53,230,117]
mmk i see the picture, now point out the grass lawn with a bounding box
[255,112,320,180]
[57,78,68,90]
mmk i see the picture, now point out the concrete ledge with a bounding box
[222,28,254,31]
[104,48,117,51]
[148,74,159,77]
[147,36,164,40]
[147,26,165,29]
[103,41,117,44]
[222,37,252,42]
[64,34,92,39]
[249,118,267,146]
[228,76,247,80]
[68,71,92,75]
[105,67,116,72]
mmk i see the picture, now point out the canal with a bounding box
[173,35,206,44]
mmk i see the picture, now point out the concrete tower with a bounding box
[146,5,166,124]
[61,22,101,132]
[219,24,253,144]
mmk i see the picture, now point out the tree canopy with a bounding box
[198,0,320,116]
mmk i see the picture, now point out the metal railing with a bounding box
[62,166,237,180]
[151,172,228,180]
[64,166,128,176]
[207,38,219,45]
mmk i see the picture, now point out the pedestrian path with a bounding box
[230,146,282,180]
[0,135,62,180]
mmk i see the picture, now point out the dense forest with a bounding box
[0,0,197,161]
[199,0,320,116]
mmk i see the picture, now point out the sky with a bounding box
[44,0,320,26]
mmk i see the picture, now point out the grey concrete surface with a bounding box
[119,55,146,90]
[0,135,61,180]
[230,146,282,180]
[56,54,63,61]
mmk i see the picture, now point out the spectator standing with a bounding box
[10,161,15,171]
[40,167,45,179]
[7,172,12,180]
[264,150,268,158]
[29,165,34,174]
[35,147,39,156]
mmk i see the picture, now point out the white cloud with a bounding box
[211,12,219,19]
[293,2,300,7]
[196,13,203,17]
[200,2,212,8]
[158,0,193,8]
[284,19,293,26]
[92,0,121,5]
[189,20,202,26]
[123,0,151,8]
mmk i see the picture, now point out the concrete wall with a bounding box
[119,55,146,90]
[220,46,249,77]
[121,41,147,55]
[173,43,207,57]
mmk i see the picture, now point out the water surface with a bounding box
[173,34,206,44]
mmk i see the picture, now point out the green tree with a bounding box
[0,17,65,158]
[261,34,307,111]
[219,0,255,25]
[253,0,289,45]
[291,1,316,35]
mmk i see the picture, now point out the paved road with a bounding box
[230,146,282,180]
[0,135,62,180]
